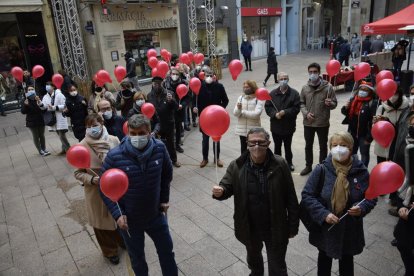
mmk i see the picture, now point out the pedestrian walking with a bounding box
[74,113,125,265]
[212,127,299,276]
[263,47,278,87]
[265,72,300,171]
[125,51,141,91]
[241,38,253,71]
[371,35,384,53]
[300,63,337,176]
[350,33,360,61]
[100,114,178,276]
[301,131,376,276]
[233,80,264,154]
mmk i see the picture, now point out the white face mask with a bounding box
[358,90,369,98]
[69,91,78,97]
[86,125,102,139]
[46,85,53,93]
[136,99,145,107]
[410,95,414,101]
[389,94,399,103]
[331,145,350,162]
[309,73,319,82]
[130,135,149,150]
[205,76,213,84]
[103,110,113,120]
[171,75,179,81]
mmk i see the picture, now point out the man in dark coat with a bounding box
[115,80,136,119]
[58,69,75,98]
[193,68,229,168]
[240,38,253,71]
[147,76,181,168]
[338,39,351,66]
[361,36,372,56]
[124,51,140,91]
[212,127,299,276]
[263,47,278,87]
[63,84,88,141]
[100,114,177,276]
[97,99,126,141]
[265,72,300,171]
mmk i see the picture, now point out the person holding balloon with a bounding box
[21,85,50,156]
[41,82,70,155]
[341,82,377,167]
[88,82,115,114]
[72,113,125,264]
[193,68,229,168]
[233,80,264,154]
[63,84,88,142]
[301,131,377,276]
[100,114,178,275]
[97,99,126,141]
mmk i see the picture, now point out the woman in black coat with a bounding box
[263,47,278,86]
[63,84,88,141]
[21,85,50,156]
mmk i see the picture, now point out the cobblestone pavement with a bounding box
[0,50,408,275]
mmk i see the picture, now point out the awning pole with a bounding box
[407,40,412,71]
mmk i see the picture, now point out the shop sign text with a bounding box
[100,11,178,30]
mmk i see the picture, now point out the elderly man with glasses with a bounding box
[212,127,299,276]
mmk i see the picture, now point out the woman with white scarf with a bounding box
[74,113,124,265]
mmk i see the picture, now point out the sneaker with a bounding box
[184,125,190,131]
[263,81,266,87]
[388,208,399,217]
[289,164,295,172]
[107,255,120,265]
[40,150,51,157]
[200,159,208,168]
[214,159,224,168]
[300,166,312,176]
[176,145,184,153]
[173,161,181,168]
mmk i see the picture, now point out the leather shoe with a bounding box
[215,159,224,168]
[173,161,181,168]
[391,238,398,247]
[289,164,295,172]
[184,126,190,131]
[388,208,398,217]
[300,166,312,176]
[192,122,198,127]
[200,159,208,168]
[176,145,184,153]
[107,255,120,265]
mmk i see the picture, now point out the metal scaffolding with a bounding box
[50,0,89,80]
[204,0,216,58]
[187,0,198,52]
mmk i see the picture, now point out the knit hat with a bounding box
[359,81,374,92]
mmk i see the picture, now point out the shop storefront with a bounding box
[0,0,58,110]
[93,5,180,80]
[241,7,282,58]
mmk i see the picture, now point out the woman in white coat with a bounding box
[41,82,70,154]
[233,80,264,154]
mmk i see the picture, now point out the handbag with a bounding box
[43,94,56,126]
[299,164,325,232]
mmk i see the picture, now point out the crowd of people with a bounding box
[16,55,414,276]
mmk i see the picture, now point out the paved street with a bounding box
[0,50,408,275]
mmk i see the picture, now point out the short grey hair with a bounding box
[277,72,289,80]
[246,127,270,141]
[128,114,151,131]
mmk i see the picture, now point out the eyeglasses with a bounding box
[247,140,269,147]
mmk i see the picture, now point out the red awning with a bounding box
[361,3,414,35]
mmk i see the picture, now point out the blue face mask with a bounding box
[46,85,53,93]
[86,126,102,138]
[130,135,149,150]
[25,91,36,98]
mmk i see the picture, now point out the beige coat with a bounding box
[233,94,264,137]
[74,135,120,230]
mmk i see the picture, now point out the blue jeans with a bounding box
[120,213,177,276]
[352,135,371,167]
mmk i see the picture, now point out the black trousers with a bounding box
[239,136,247,155]
[338,56,349,66]
[304,126,329,167]
[272,132,293,165]
[175,116,182,146]
[264,73,277,84]
[246,235,288,276]
[317,250,354,276]
[243,55,252,70]
[159,130,177,163]
[397,243,414,276]
[202,131,220,161]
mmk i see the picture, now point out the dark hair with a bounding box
[46,81,56,89]
[121,80,132,89]
[269,47,275,51]
[308,62,321,73]
[69,83,78,89]
[85,113,104,126]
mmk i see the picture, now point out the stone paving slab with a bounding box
[0,50,408,275]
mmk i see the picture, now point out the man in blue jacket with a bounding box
[100,114,177,276]
[241,38,253,71]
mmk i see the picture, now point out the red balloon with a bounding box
[66,145,91,169]
[160,49,169,59]
[97,70,112,84]
[93,74,105,87]
[255,88,271,101]
[148,57,159,69]
[194,53,204,65]
[11,66,23,82]
[157,61,169,78]
[376,70,394,85]
[141,103,156,119]
[376,79,397,101]
[199,71,205,80]
[165,52,172,63]
[366,161,404,200]
[147,49,157,59]
[100,168,129,202]
[189,77,201,95]
[52,74,64,89]
[229,59,243,81]
[187,51,194,63]
[123,121,128,135]
[371,121,395,148]
[354,62,371,81]
[199,105,230,142]
[114,66,127,83]
[151,68,159,78]
[179,53,191,65]
[326,60,341,77]
[32,65,45,79]
[176,84,188,100]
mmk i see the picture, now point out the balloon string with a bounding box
[408,206,413,214]
[87,168,99,177]
[116,201,131,238]
[215,141,219,185]
[328,198,366,231]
